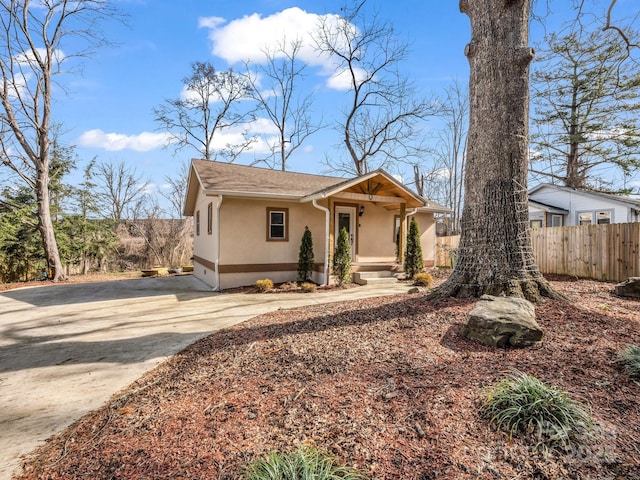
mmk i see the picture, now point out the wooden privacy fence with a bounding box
[436,222,640,282]
[531,223,640,282]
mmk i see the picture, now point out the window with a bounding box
[551,215,563,227]
[578,212,592,225]
[596,210,612,224]
[267,208,288,241]
[530,219,543,229]
[207,202,213,235]
[196,210,200,235]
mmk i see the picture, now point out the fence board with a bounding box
[436,222,640,282]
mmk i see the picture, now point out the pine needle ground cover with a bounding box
[17,276,640,480]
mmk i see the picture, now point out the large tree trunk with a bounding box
[430,0,561,302]
[36,167,65,282]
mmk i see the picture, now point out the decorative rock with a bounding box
[462,295,543,348]
[615,277,640,298]
[408,286,421,294]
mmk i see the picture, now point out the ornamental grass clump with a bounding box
[481,370,593,450]
[300,282,317,293]
[244,446,366,480]
[616,344,640,377]
[413,272,433,287]
[256,279,274,292]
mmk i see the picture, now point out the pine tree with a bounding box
[404,217,424,279]
[530,28,640,191]
[332,227,352,286]
[297,226,315,282]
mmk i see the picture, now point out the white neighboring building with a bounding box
[528,184,640,228]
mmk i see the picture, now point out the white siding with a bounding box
[530,186,631,226]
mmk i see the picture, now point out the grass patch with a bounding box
[616,344,640,377]
[481,370,593,450]
[245,446,366,480]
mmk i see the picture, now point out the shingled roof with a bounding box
[190,160,347,197]
[184,160,439,216]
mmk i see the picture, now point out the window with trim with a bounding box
[196,210,200,235]
[578,211,592,225]
[267,207,288,241]
[207,202,213,235]
[530,219,543,229]
[551,214,563,227]
[596,210,612,224]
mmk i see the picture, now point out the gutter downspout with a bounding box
[215,195,223,291]
[312,199,331,286]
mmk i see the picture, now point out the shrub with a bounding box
[332,227,352,286]
[256,279,274,292]
[297,226,315,282]
[481,370,593,450]
[300,282,317,293]
[616,344,640,377]
[404,217,424,279]
[244,446,365,480]
[279,281,299,291]
[413,272,433,287]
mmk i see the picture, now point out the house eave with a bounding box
[202,190,302,201]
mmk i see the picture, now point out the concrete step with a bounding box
[353,271,399,285]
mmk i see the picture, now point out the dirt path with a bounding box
[0,275,410,480]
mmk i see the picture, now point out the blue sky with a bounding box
[50,0,639,210]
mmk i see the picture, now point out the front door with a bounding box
[335,206,356,260]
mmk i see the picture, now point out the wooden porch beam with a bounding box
[333,191,406,204]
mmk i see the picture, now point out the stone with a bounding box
[615,277,640,298]
[462,295,542,348]
[407,286,421,294]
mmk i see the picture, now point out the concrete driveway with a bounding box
[0,275,410,479]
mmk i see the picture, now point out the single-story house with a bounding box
[528,183,640,228]
[184,160,449,290]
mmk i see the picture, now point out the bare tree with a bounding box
[245,39,323,171]
[161,160,189,218]
[95,160,148,222]
[430,0,560,301]
[414,79,468,234]
[0,0,121,281]
[153,61,255,161]
[315,1,436,175]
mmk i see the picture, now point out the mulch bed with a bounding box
[15,275,640,480]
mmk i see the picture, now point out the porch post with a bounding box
[328,197,335,265]
[399,203,406,264]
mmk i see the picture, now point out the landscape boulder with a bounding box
[615,277,640,299]
[462,295,542,348]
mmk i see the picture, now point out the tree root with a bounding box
[426,271,567,303]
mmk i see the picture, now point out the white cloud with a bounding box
[198,16,225,29]
[326,66,368,91]
[77,129,169,152]
[199,7,355,90]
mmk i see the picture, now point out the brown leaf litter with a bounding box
[15,275,640,480]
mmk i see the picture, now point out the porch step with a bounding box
[353,271,399,286]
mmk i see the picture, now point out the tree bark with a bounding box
[36,166,65,281]
[430,0,562,302]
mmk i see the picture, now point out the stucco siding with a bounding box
[356,202,398,262]
[412,212,436,263]
[217,198,326,288]
[192,191,220,289]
